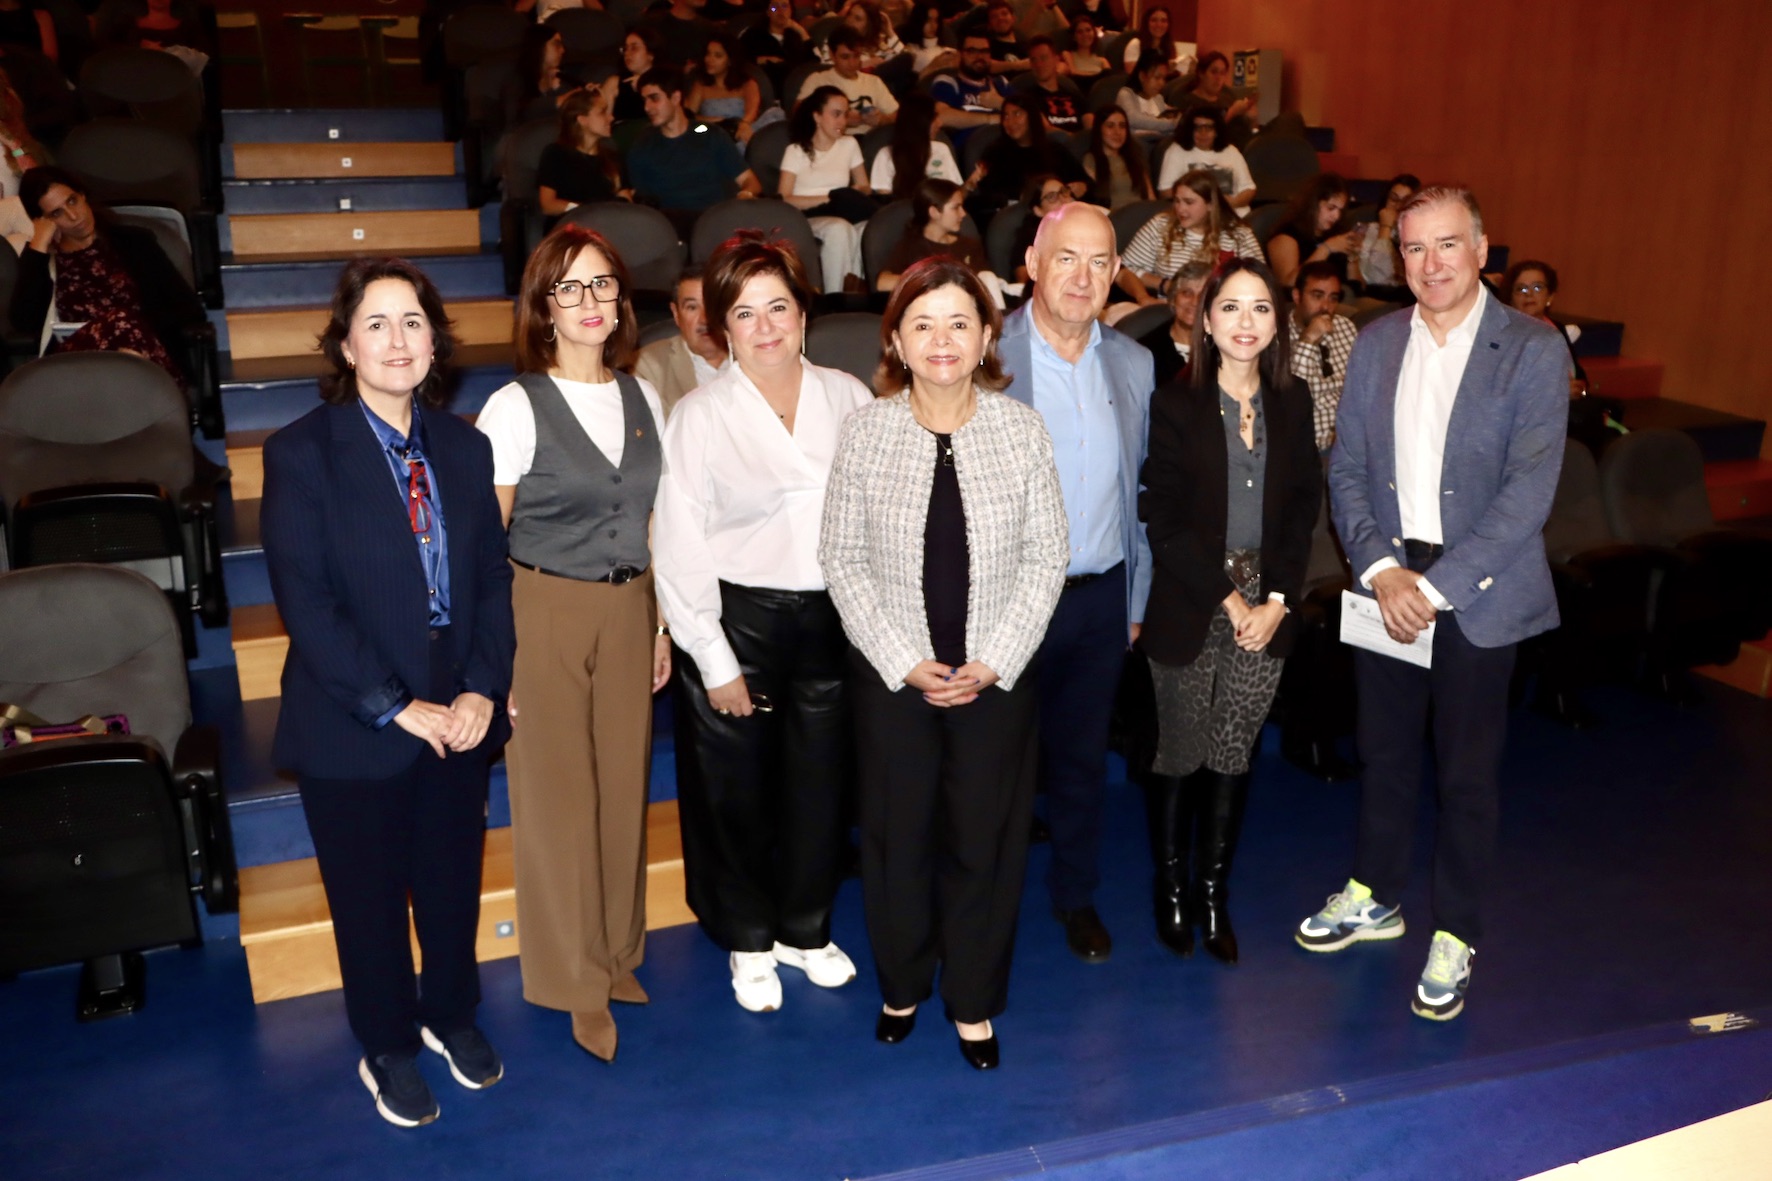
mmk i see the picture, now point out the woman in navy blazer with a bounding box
[261,257,516,1129]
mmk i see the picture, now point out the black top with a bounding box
[613,77,645,123]
[1137,318,1189,388]
[1271,226,1348,282]
[971,139,1084,218]
[923,431,970,668]
[739,24,811,91]
[0,7,43,53]
[538,143,622,205]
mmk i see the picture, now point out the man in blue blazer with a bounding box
[1000,202,1154,962]
[1296,188,1568,1022]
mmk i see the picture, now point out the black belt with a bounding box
[512,558,646,585]
[1063,561,1124,591]
[1403,539,1444,561]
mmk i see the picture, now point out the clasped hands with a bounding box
[1222,593,1285,652]
[393,692,495,758]
[905,660,1000,707]
[1370,566,1438,643]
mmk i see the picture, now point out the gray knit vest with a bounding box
[506,371,660,579]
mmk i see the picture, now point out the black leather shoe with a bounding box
[957,1030,999,1071]
[1055,906,1113,963]
[875,1008,916,1044]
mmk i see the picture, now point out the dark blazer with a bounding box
[261,400,516,780]
[1138,372,1322,667]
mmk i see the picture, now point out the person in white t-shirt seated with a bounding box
[870,92,963,199]
[1157,106,1254,208]
[1116,51,1179,140]
[778,85,874,292]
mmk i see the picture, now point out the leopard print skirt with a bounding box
[1147,550,1285,776]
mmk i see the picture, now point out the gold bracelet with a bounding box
[656,625,670,637]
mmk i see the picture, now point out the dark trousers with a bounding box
[672,583,851,953]
[852,649,1039,1024]
[1036,565,1128,911]
[1351,609,1516,946]
[299,631,492,1059]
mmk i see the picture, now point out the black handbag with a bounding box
[807,186,880,224]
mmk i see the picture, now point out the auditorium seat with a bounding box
[558,202,687,308]
[690,198,825,292]
[0,564,237,1021]
[805,311,882,386]
[495,116,560,293]
[1109,199,1167,257]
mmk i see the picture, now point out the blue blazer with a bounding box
[999,304,1154,626]
[261,400,516,780]
[1329,294,1569,649]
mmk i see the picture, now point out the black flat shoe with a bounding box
[957,1030,999,1071]
[1054,906,1113,963]
[875,1008,917,1044]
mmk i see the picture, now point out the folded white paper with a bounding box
[1340,590,1435,668]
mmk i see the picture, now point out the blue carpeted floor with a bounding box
[4,680,1770,1180]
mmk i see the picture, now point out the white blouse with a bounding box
[475,373,666,485]
[780,136,864,201]
[653,360,873,688]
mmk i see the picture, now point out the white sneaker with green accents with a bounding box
[1412,932,1474,1021]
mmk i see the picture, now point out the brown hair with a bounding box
[701,228,814,352]
[514,224,639,374]
[318,257,457,406]
[875,256,1007,397]
[1163,169,1236,267]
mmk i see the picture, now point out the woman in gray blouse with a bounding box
[819,257,1068,1071]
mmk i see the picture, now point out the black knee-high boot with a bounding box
[1195,770,1251,964]
[1143,774,1193,957]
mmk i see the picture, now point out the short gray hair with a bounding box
[1399,185,1484,244]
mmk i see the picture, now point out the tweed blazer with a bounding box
[819,390,1069,691]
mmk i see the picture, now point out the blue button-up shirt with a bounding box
[1030,319,1122,577]
[361,399,451,627]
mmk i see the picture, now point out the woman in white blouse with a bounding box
[474,225,669,1064]
[819,257,1068,1070]
[779,86,872,293]
[653,230,872,1015]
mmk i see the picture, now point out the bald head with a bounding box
[1028,202,1120,330]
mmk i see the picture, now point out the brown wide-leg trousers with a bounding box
[507,562,656,1014]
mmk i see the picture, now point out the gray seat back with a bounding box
[559,202,687,298]
[546,7,624,63]
[1109,199,1167,255]
[76,46,204,137]
[690,198,825,292]
[110,205,196,290]
[444,5,529,69]
[57,120,202,213]
[805,311,882,388]
[1543,439,1616,563]
[1113,302,1172,343]
[986,202,1025,278]
[1243,127,1320,206]
[1599,428,1715,547]
[1245,201,1290,247]
[499,116,559,206]
[745,119,792,195]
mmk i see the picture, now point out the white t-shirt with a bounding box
[801,67,899,130]
[869,141,961,193]
[476,373,666,485]
[780,136,864,201]
[1157,143,1254,199]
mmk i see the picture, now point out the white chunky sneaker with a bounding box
[730,951,783,1012]
[772,941,857,988]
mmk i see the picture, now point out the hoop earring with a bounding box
[546,324,556,342]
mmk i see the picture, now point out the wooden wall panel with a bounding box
[1197,0,1772,453]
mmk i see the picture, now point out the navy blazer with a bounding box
[1329,293,1569,649]
[999,303,1155,626]
[261,400,516,780]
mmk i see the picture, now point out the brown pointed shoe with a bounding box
[571,1009,618,1062]
[610,973,650,1005]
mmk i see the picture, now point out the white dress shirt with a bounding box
[476,374,666,484]
[1358,284,1490,610]
[653,360,873,688]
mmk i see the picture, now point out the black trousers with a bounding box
[1351,608,1516,946]
[852,650,1040,1024]
[1036,565,1128,911]
[299,630,492,1059]
[671,582,851,953]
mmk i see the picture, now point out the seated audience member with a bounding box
[1264,172,1356,288]
[626,67,763,237]
[871,92,962,197]
[538,88,629,221]
[0,0,55,62]
[779,85,872,292]
[1116,168,1262,305]
[1015,36,1087,132]
[1157,106,1254,207]
[1119,3,1182,74]
[1353,172,1418,301]
[12,166,204,386]
[1136,258,1209,386]
[804,27,898,131]
[981,0,1026,72]
[504,25,578,128]
[1082,104,1155,209]
[608,28,662,124]
[931,33,1011,149]
[96,0,212,57]
[635,266,729,414]
[817,0,904,71]
[0,68,46,212]
[1008,171,1071,283]
[899,3,953,75]
[740,0,812,95]
[1504,258,1588,393]
[1176,50,1258,146]
[1060,14,1109,78]
[1288,260,1356,451]
[1069,0,1124,33]
[644,0,720,67]
[969,93,1084,220]
[1117,51,1179,139]
[877,177,992,292]
[687,33,763,144]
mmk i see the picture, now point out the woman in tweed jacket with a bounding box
[819,257,1068,1070]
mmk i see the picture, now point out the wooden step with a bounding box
[1585,356,1664,400]
[226,297,513,364]
[231,600,288,701]
[229,209,480,259]
[238,804,692,1004]
[1705,459,1772,523]
[232,141,457,180]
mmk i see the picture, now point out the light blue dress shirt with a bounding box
[1029,319,1123,577]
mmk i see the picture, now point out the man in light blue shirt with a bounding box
[1000,203,1154,962]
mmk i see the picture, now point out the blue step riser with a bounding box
[222,552,273,607]
[223,176,470,215]
[222,252,507,309]
[222,365,511,432]
[221,107,446,145]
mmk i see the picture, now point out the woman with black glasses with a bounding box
[475,224,670,1064]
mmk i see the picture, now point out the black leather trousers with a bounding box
[671,582,852,953]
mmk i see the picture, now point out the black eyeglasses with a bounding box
[551,276,622,307]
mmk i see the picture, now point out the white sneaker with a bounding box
[730,951,783,1012]
[772,941,857,988]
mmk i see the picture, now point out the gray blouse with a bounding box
[1220,386,1266,551]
